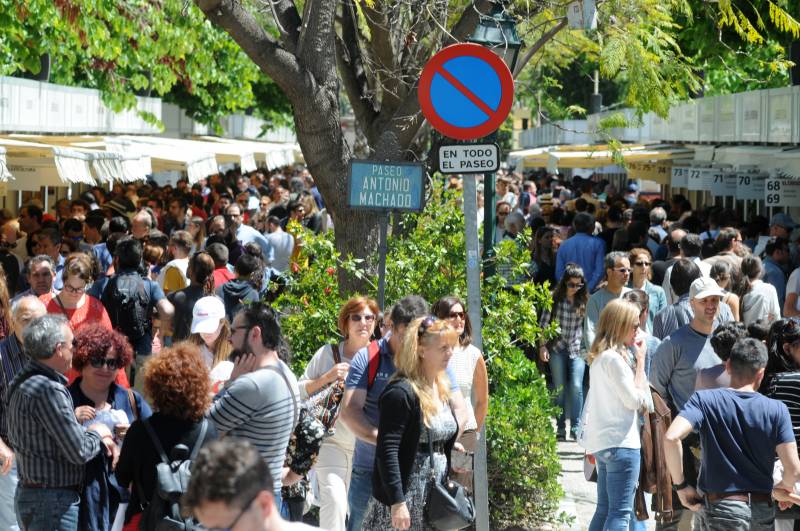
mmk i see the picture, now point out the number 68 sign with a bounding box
[765,178,800,207]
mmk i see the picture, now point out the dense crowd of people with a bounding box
[0,166,490,531]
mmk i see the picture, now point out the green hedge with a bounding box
[273,184,562,527]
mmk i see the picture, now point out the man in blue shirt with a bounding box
[555,212,606,291]
[664,338,800,530]
[340,295,467,531]
[763,237,790,309]
[225,203,274,265]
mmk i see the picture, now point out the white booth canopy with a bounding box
[0,137,97,190]
[198,136,300,170]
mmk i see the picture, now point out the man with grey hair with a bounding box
[648,206,668,258]
[6,314,116,530]
[11,255,56,304]
[0,296,47,530]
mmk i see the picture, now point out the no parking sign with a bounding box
[418,43,514,140]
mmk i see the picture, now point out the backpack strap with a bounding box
[367,340,380,390]
[331,343,341,364]
[142,418,170,465]
[189,419,208,460]
[127,389,139,421]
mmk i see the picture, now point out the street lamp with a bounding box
[468,1,522,272]
[468,2,523,73]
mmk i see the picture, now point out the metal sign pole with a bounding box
[463,173,489,531]
[377,213,389,311]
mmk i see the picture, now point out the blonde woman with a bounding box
[184,296,233,393]
[363,317,460,530]
[300,296,379,531]
[579,299,649,531]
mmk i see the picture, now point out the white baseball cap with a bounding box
[689,277,726,300]
[191,296,226,334]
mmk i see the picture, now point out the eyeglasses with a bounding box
[62,283,86,294]
[418,315,437,337]
[613,268,632,274]
[89,357,123,370]
[567,282,584,289]
[497,211,510,216]
[61,339,77,350]
[634,261,651,267]
[350,314,376,323]
[447,311,466,320]
[204,491,260,531]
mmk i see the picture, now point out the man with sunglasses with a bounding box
[584,252,631,350]
[6,314,117,531]
[185,439,317,531]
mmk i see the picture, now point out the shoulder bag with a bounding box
[305,343,346,434]
[424,410,475,530]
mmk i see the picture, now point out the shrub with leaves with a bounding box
[273,183,562,527]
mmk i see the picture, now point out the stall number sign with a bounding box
[348,160,425,211]
[765,178,800,208]
[671,167,688,188]
[736,173,766,201]
[710,171,737,197]
[687,168,714,191]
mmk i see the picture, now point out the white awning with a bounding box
[0,147,11,182]
[131,136,257,173]
[771,150,800,179]
[111,136,217,184]
[199,136,300,170]
[0,138,96,190]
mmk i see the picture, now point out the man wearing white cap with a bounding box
[651,276,727,531]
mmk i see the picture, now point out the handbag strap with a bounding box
[127,389,139,421]
[331,343,341,364]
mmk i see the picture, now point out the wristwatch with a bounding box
[673,479,689,491]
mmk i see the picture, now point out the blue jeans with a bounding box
[15,486,80,531]
[0,462,19,530]
[549,352,586,434]
[697,498,774,531]
[590,447,640,531]
[346,466,372,531]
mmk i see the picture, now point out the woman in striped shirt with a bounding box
[539,262,589,441]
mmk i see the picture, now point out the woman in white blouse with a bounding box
[432,296,488,492]
[579,299,649,531]
[299,296,378,531]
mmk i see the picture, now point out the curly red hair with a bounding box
[143,343,211,422]
[72,324,134,371]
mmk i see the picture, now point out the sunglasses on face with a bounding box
[634,261,650,267]
[351,314,375,323]
[448,311,466,320]
[89,357,123,370]
[567,282,584,289]
[614,268,632,274]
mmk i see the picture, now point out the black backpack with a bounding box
[102,273,151,342]
[138,418,207,531]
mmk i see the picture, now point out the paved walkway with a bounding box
[556,439,656,530]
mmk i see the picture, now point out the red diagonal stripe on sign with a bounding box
[435,66,496,119]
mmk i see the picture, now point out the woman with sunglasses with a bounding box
[298,296,379,531]
[628,248,667,334]
[363,316,459,531]
[432,296,488,492]
[539,263,589,440]
[579,299,649,531]
[41,253,128,386]
[67,324,152,531]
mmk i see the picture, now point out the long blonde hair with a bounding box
[587,299,640,364]
[394,317,458,426]
[186,318,232,367]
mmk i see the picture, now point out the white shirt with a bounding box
[786,267,800,312]
[579,349,648,455]
[741,279,781,325]
[447,344,483,431]
[662,257,711,304]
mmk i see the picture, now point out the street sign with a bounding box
[347,160,425,212]
[438,143,499,174]
[418,43,514,140]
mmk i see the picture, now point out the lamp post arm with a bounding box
[512,18,567,78]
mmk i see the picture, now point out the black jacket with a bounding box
[371,377,457,506]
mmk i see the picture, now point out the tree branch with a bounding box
[362,1,400,112]
[195,0,306,98]
[336,5,378,143]
[271,0,302,53]
[296,0,339,86]
[513,18,568,78]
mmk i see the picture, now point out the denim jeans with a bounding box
[15,486,80,531]
[346,466,372,531]
[549,352,586,434]
[697,499,774,531]
[0,461,19,531]
[590,447,641,531]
